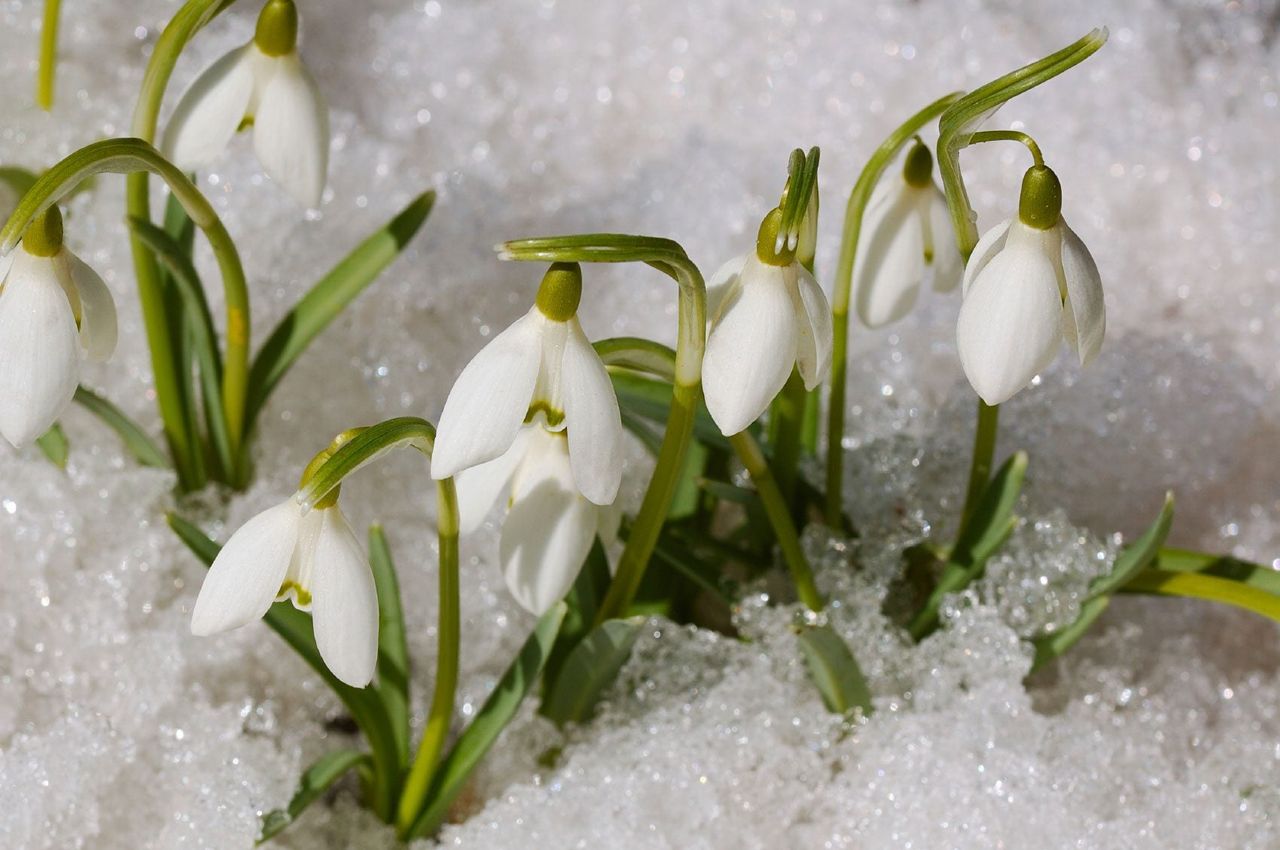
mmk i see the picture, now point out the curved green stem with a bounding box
[297,417,462,833]
[36,0,61,110]
[1,137,252,479]
[499,235,707,622]
[964,130,1045,167]
[824,92,963,528]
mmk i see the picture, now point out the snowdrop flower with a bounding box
[0,207,117,448]
[853,140,961,327]
[190,492,378,687]
[455,425,620,615]
[163,0,328,207]
[702,209,833,435]
[956,164,1105,405]
[431,262,623,507]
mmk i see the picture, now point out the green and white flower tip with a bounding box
[431,262,624,507]
[956,164,1105,406]
[0,207,117,448]
[455,425,620,615]
[702,208,834,435]
[162,0,329,207]
[190,470,378,687]
[853,139,961,328]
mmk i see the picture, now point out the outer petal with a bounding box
[927,185,963,292]
[0,254,81,447]
[500,472,596,615]
[311,507,379,687]
[854,180,924,328]
[559,319,623,505]
[453,426,532,534]
[791,265,834,390]
[1056,218,1106,366]
[432,310,543,480]
[702,256,797,435]
[62,250,118,361]
[190,500,300,636]
[253,54,330,207]
[956,225,1063,406]
[705,253,747,320]
[962,217,1013,297]
[163,45,256,171]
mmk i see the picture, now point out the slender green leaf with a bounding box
[247,191,436,426]
[367,524,410,767]
[541,617,643,725]
[797,624,873,715]
[0,166,38,196]
[165,513,403,819]
[1120,569,1280,623]
[35,423,69,468]
[404,603,567,840]
[1086,492,1174,600]
[1030,596,1109,674]
[544,539,612,694]
[610,369,734,450]
[668,439,708,520]
[1157,548,1280,596]
[258,749,369,843]
[651,535,735,603]
[619,410,663,455]
[697,477,763,509]
[73,386,168,468]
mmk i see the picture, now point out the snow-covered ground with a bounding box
[1,0,1277,847]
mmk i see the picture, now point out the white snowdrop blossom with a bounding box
[0,209,117,448]
[702,214,834,436]
[431,262,623,507]
[956,165,1105,406]
[455,425,620,615]
[853,142,961,328]
[190,497,378,687]
[162,0,328,207]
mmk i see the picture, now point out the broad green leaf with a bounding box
[165,513,403,819]
[246,191,436,428]
[368,524,410,767]
[667,438,708,521]
[610,369,735,450]
[35,423,69,468]
[1086,492,1174,600]
[797,623,873,715]
[1120,569,1280,623]
[544,539,612,694]
[541,617,644,725]
[404,603,567,840]
[258,749,369,843]
[73,386,168,468]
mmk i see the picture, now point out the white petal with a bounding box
[453,426,532,534]
[63,250,117,361]
[1056,218,1106,366]
[500,468,597,615]
[0,253,81,447]
[432,309,543,480]
[560,319,623,505]
[190,500,300,636]
[163,46,255,171]
[791,265,833,390]
[701,256,798,435]
[927,185,963,292]
[310,507,379,687]
[854,181,924,328]
[962,217,1013,298]
[705,253,747,319]
[955,225,1064,406]
[252,54,329,207]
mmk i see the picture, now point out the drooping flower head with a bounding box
[190,443,378,688]
[455,425,619,615]
[163,0,329,207]
[701,208,834,436]
[431,262,624,507]
[0,206,117,447]
[853,140,962,328]
[956,164,1105,405]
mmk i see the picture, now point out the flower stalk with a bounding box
[36,0,61,110]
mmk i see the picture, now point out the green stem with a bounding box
[125,0,238,487]
[1,137,252,483]
[824,92,964,528]
[730,431,823,611]
[964,130,1045,167]
[498,235,707,623]
[36,0,61,110]
[958,399,999,529]
[769,369,807,505]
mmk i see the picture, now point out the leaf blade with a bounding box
[541,617,644,725]
[797,624,873,715]
[258,749,369,843]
